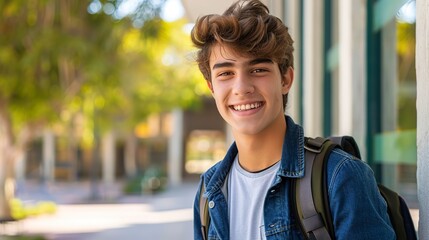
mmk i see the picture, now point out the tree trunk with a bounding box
[0,102,15,220]
[0,99,31,220]
[0,143,14,220]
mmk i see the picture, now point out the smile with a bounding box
[231,102,263,111]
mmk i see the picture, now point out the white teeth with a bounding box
[233,102,262,111]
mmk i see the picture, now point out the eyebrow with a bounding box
[212,58,274,70]
[248,58,273,65]
[212,61,234,70]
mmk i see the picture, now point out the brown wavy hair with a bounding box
[191,0,294,109]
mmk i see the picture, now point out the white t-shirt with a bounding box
[228,155,280,240]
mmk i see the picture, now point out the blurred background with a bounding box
[0,0,421,239]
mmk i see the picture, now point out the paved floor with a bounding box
[0,180,420,239]
[1,181,199,240]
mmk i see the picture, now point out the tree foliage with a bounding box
[117,19,207,127]
[1,0,207,143]
[0,0,127,137]
[0,0,207,218]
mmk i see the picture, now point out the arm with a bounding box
[327,150,396,240]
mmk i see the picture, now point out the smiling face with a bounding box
[208,44,293,137]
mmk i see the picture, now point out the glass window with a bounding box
[376,0,417,208]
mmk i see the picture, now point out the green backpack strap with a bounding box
[199,180,209,240]
[294,137,337,240]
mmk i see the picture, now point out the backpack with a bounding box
[198,136,417,240]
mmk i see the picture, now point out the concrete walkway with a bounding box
[1,180,420,239]
[3,180,199,240]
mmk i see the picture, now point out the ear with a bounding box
[207,80,214,93]
[281,67,294,95]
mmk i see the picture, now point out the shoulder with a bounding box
[324,148,395,239]
[325,148,376,193]
[201,161,222,184]
[194,161,222,208]
[326,147,372,174]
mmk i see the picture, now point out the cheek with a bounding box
[211,82,228,97]
[211,86,224,104]
[260,82,283,96]
[264,83,285,105]
[214,91,228,106]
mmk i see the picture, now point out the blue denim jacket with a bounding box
[193,116,395,240]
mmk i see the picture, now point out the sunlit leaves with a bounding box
[0,0,209,148]
[117,18,209,128]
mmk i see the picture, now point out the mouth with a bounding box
[230,101,264,111]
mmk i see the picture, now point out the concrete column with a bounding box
[42,129,55,182]
[168,108,184,186]
[302,0,324,137]
[101,131,115,199]
[101,131,115,184]
[283,0,301,121]
[338,0,367,153]
[416,0,429,238]
[330,0,340,135]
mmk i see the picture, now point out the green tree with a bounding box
[0,0,131,219]
[118,19,206,127]
[0,0,207,219]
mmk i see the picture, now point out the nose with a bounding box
[233,73,254,96]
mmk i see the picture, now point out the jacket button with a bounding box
[209,201,215,208]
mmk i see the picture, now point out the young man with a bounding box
[191,0,395,239]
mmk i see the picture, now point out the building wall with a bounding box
[416,0,428,237]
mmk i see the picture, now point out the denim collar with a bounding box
[204,115,305,195]
[278,115,305,178]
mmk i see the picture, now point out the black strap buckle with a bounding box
[304,137,329,153]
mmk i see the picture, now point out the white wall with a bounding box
[416,0,429,238]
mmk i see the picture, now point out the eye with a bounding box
[216,71,234,79]
[252,69,266,73]
[219,71,233,76]
[251,68,269,74]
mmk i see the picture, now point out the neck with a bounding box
[234,115,286,172]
